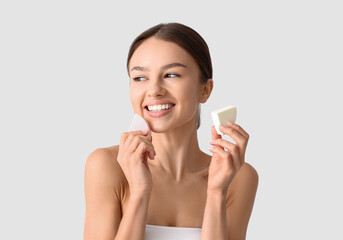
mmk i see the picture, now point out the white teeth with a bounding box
[147,104,174,112]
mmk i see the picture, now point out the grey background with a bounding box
[1,0,342,239]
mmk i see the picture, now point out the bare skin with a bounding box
[84,145,258,238]
[83,37,259,240]
[110,144,210,227]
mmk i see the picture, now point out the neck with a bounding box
[150,120,204,182]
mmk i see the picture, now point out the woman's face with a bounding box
[128,37,209,132]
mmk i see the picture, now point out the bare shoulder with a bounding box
[227,162,259,199]
[84,145,125,238]
[84,145,126,198]
[85,145,120,173]
[238,162,259,183]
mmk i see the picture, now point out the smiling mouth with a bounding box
[144,104,175,112]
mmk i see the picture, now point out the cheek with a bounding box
[129,88,135,106]
[174,82,200,120]
[129,86,143,111]
[177,80,200,105]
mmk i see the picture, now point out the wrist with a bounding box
[207,187,227,199]
[129,188,152,200]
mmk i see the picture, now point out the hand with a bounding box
[208,121,250,193]
[117,130,156,196]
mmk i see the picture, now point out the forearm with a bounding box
[200,189,227,240]
[114,193,150,240]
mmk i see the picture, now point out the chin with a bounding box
[150,126,167,133]
[149,122,175,133]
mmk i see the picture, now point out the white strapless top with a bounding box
[145,224,202,240]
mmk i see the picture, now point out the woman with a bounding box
[84,22,258,240]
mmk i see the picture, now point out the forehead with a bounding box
[129,37,198,70]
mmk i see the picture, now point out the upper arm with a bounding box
[226,163,259,240]
[83,146,123,240]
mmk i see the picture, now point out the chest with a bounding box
[121,174,208,228]
[148,179,208,227]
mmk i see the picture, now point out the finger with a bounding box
[140,134,156,157]
[219,125,246,146]
[226,122,250,139]
[215,127,247,164]
[123,129,152,145]
[147,129,152,141]
[211,125,222,140]
[209,138,235,151]
[124,134,136,152]
[142,135,156,160]
[120,130,150,146]
[127,130,150,137]
[209,146,227,158]
[139,137,156,158]
[133,129,150,134]
[148,151,155,160]
[134,141,155,163]
[209,147,234,169]
[143,150,154,162]
[120,132,130,146]
[211,125,223,150]
[209,138,239,152]
[210,139,241,169]
[139,130,153,142]
[129,136,155,157]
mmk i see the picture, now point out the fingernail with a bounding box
[219,125,226,129]
[227,121,234,126]
[209,140,216,144]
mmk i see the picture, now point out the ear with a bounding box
[199,78,213,103]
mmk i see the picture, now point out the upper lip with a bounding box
[144,100,176,108]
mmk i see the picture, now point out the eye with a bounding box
[132,76,146,82]
[165,73,180,78]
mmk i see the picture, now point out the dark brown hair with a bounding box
[127,22,212,83]
[127,22,213,129]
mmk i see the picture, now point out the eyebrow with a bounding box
[130,62,187,72]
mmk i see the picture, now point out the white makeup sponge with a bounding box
[211,105,237,136]
[128,114,150,132]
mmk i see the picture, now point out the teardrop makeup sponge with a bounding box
[211,105,237,136]
[128,114,150,132]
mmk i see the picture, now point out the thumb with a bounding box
[211,125,222,140]
[147,129,152,141]
[211,125,224,151]
[141,129,152,141]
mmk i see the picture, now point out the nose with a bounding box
[147,78,166,97]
